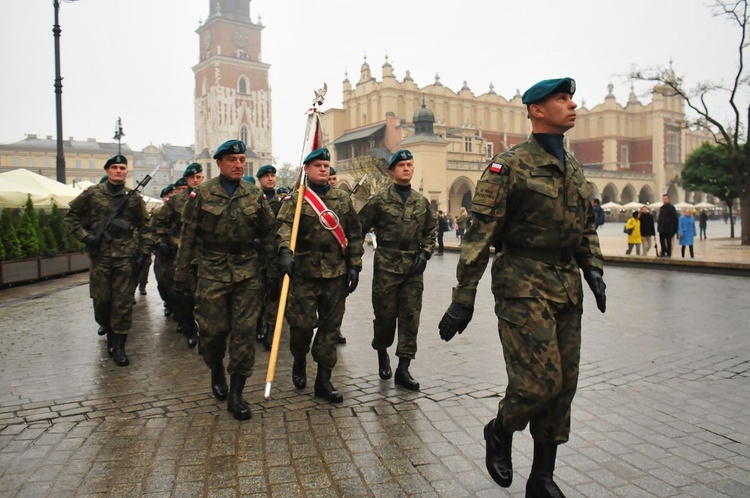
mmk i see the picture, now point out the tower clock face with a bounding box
[232,30,249,48]
[202,31,212,50]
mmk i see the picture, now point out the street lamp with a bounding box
[53,0,80,184]
[113,117,125,154]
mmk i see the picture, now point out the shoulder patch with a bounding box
[490,163,504,174]
[189,191,197,199]
[263,194,267,200]
[283,195,292,201]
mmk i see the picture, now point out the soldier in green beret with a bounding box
[324,165,349,345]
[359,149,437,390]
[174,140,278,420]
[151,184,176,316]
[438,77,606,495]
[277,147,364,403]
[255,164,281,350]
[65,154,151,367]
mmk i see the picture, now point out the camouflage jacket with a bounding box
[277,185,364,279]
[453,134,603,306]
[152,190,189,248]
[359,184,437,274]
[174,178,278,284]
[65,183,151,258]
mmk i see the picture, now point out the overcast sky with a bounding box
[0,0,746,167]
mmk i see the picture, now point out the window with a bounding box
[240,126,248,145]
[666,131,679,163]
[202,77,208,96]
[75,160,82,169]
[238,76,248,94]
[147,157,156,166]
[620,145,629,167]
[26,158,34,167]
[44,158,50,167]
[464,137,472,153]
[486,142,494,160]
[89,160,96,168]
[13,157,20,166]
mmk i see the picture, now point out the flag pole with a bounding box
[265,86,326,399]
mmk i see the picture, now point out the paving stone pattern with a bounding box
[0,247,749,497]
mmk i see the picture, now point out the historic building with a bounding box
[193,0,271,177]
[321,57,714,216]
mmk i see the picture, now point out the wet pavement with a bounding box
[1,236,749,497]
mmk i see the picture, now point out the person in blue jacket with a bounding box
[678,209,696,258]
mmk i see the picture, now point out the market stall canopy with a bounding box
[0,169,81,209]
[601,201,623,210]
[674,202,696,210]
[622,201,645,210]
[646,201,663,209]
[694,201,718,209]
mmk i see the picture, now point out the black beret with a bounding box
[213,139,247,159]
[329,167,337,176]
[104,154,127,170]
[174,177,188,188]
[388,149,413,169]
[183,162,203,177]
[276,187,290,195]
[242,175,256,184]
[303,147,330,164]
[256,164,276,178]
[522,77,576,105]
[160,184,175,198]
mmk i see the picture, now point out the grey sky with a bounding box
[0,0,745,167]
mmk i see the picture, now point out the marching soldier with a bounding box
[65,154,150,367]
[359,149,437,391]
[277,147,364,403]
[151,184,176,316]
[256,164,282,350]
[327,166,347,345]
[438,78,606,496]
[173,140,278,420]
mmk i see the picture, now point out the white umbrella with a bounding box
[601,201,623,210]
[0,168,81,208]
[694,201,717,209]
[622,201,645,210]
[646,201,663,209]
[674,201,695,210]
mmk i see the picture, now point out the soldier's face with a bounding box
[391,160,414,186]
[328,175,338,187]
[217,154,246,181]
[532,93,577,133]
[174,185,187,193]
[304,160,330,186]
[106,163,128,185]
[259,172,277,189]
[187,173,204,188]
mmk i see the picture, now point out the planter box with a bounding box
[39,255,70,277]
[0,258,40,285]
[69,252,90,272]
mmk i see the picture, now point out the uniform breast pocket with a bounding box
[523,179,560,226]
[242,203,259,220]
[200,203,225,234]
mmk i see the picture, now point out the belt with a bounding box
[502,243,574,263]
[202,241,256,255]
[296,240,338,253]
[378,241,421,251]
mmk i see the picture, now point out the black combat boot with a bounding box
[525,442,566,498]
[484,416,513,487]
[377,350,392,379]
[211,363,228,400]
[337,332,347,344]
[292,358,307,389]
[97,326,107,336]
[263,323,274,352]
[112,334,129,367]
[106,330,114,357]
[185,320,198,349]
[256,314,265,343]
[394,357,419,391]
[227,374,252,420]
[314,365,343,403]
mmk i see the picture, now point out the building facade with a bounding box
[321,58,715,216]
[194,0,271,177]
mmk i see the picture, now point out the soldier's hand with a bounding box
[155,242,174,262]
[266,278,280,298]
[278,247,295,278]
[170,281,189,305]
[411,250,429,275]
[347,266,361,294]
[438,302,474,341]
[133,253,148,277]
[583,267,607,313]
[83,234,100,253]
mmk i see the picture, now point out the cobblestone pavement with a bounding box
[1,245,749,497]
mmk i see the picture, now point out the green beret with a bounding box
[256,164,276,178]
[213,139,247,159]
[183,162,203,177]
[329,167,337,176]
[104,154,127,170]
[160,184,175,197]
[174,177,188,188]
[522,77,576,105]
[99,175,109,184]
[242,175,256,184]
[303,147,330,164]
[276,187,290,195]
[388,149,413,169]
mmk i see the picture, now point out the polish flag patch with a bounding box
[490,163,503,174]
[189,191,197,199]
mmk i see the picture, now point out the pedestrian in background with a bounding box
[592,198,605,230]
[699,210,708,240]
[639,206,656,256]
[657,194,679,257]
[436,210,448,255]
[678,209,697,258]
[456,207,468,240]
[625,210,642,255]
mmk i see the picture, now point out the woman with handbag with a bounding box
[625,210,642,255]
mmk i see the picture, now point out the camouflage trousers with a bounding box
[136,253,151,288]
[153,256,174,303]
[194,277,262,377]
[287,275,347,369]
[371,270,423,359]
[89,256,137,334]
[175,266,197,330]
[494,297,582,444]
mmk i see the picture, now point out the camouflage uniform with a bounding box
[277,186,364,369]
[65,183,150,335]
[261,192,282,330]
[453,134,603,444]
[359,184,437,359]
[150,203,175,305]
[174,179,278,377]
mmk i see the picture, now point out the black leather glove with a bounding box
[347,266,361,294]
[83,234,100,253]
[278,247,295,278]
[170,281,189,305]
[411,250,429,275]
[438,302,474,341]
[265,278,280,298]
[583,267,607,313]
[155,242,175,262]
[133,253,148,277]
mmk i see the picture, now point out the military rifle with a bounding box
[350,173,367,197]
